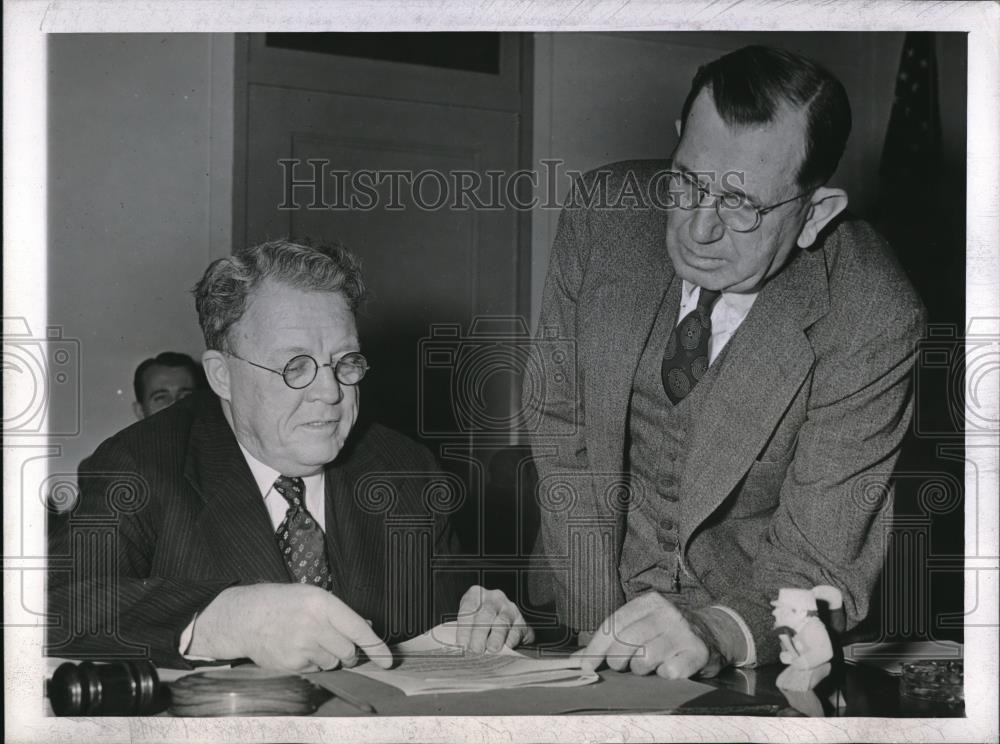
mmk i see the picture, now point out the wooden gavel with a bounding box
[48,660,164,716]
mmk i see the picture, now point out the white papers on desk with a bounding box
[350,622,599,695]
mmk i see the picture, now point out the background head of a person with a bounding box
[133,351,205,419]
[669,45,852,294]
[193,239,368,477]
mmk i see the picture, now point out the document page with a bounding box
[349,622,599,695]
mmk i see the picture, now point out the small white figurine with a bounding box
[771,585,843,692]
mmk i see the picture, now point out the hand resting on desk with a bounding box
[574,592,728,679]
[187,583,393,673]
[455,585,535,654]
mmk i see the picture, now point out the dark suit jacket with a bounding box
[47,391,463,668]
[526,160,926,664]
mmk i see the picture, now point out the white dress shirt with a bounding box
[238,444,327,532]
[678,280,759,363]
[678,280,759,667]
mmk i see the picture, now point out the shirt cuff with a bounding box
[709,605,756,667]
[178,612,217,661]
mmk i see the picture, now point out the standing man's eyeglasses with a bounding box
[224,350,370,389]
[661,169,813,233]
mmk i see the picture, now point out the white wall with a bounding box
[529,31,951,328]
[47,33,233,473]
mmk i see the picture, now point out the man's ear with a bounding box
[797,187,848,248]
[201,350,232,401]
[132,401,145,420]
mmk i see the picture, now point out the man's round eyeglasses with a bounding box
[225,350,370,389]
[661,170,813,233]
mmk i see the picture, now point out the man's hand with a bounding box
[188,584,393,672]
[573,592,725,679]
[455,585,535,653]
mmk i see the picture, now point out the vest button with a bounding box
[659,536,678,551]
[659,518,675,531]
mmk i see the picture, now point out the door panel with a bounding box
[241,43,525,443]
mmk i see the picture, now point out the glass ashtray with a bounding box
[899,659,964,715]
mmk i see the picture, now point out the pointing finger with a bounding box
[598,615,661,672]
[456,586,485,649]
[656,646,706,680]
[486,610,513,652]
[578,612,631,671]
[325,596,393,669]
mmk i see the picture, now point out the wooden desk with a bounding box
[708,662,963,718]
[310,657,958,717]
[46,656,963,718]
[311,666,774,717]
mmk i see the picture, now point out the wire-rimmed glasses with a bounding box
[661,169,813,233]
[225,350,370,389]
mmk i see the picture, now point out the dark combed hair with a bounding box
[133,351,204,401]
[680,45,852,189]
[192,238,367,352]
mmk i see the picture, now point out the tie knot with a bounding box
[696,288,722,311]
[273,475,305,505]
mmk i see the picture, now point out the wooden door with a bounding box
[237,34,530,443]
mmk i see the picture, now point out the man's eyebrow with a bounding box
[672,159,764,206]
[273,342,362,358]
[273,346,310,356]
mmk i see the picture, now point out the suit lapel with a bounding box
[184,396,290,584]
[679,246,830,545]
[323,434,385,606]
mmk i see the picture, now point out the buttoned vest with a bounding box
[619,273,732,609]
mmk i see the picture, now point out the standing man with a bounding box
[527,46,924,678]
[132,351,206,419]
[49,239,530,670]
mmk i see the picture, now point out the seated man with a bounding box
[132,351,206,419]
[526,46,925,678]
[48,239,529,671]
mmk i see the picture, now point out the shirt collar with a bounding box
[681,279,758,315]
[237,443,324,500]
[680,279,700,301]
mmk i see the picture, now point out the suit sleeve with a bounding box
[523,182,599,621]
[47,439,236,669]
[526,187,592,474]
[717,290,926,665]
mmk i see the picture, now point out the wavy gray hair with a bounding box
[193,238,366,352]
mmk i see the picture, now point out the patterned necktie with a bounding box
[273,475,333,591]
[661,287,722,404]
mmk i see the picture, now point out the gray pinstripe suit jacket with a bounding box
[526,160,926,664]
[47,391,463,668]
